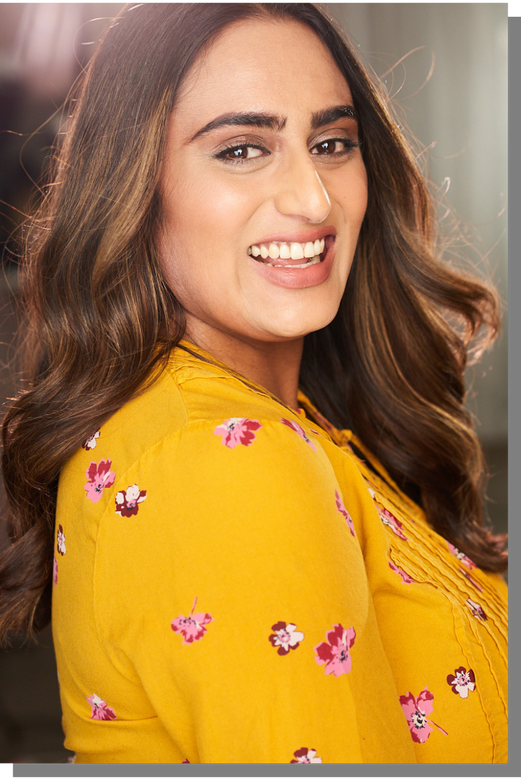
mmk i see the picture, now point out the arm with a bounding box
[95,417,415,763]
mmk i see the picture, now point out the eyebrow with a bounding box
[188,104,357,143]
[311,105,357,128]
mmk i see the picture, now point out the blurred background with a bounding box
[0,2,507,764]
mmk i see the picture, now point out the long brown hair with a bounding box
[0,3,506,643]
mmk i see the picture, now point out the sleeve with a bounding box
[95,417,416,763]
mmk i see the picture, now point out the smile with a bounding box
[247,233,336,290]
[248,238,326,268]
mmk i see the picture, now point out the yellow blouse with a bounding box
[52,342,508,763]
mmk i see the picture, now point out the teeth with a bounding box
[249,238,325,262]
[290,243,304,260]
[268,243,279,260]
[272,255,322,268]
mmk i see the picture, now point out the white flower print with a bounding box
[269,622,304,655]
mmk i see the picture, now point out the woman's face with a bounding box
[159,17,367,348]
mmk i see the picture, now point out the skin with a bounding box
[158,17,367,408]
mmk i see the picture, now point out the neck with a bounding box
[184,321,304,409]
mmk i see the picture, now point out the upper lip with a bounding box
[249,225,337,246]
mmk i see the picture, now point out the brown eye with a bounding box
[311,138,359,156]
[216,144,268,162]
[316,140,338,155]
[228,147,248,159]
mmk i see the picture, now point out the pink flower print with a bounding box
[84,459,116,503]
[214,418,262,448]
[268,621,304,655]
[171,597,213,645]
[458,566,483,592]
[399,688,448,743]
[334,490,356,536]
[280,418,316,452]
[378,506,408,541]
[447,542,476,570]
[314,624,356,677]
[290,747,323,764]
[87,693,117,721]
[57,524,66,556]
[115,484,147,517]
[389,561,414,584]
[82,430,100,450]
[447,667,476,698]
[182,759,190,763]
[53,556,58,585]
[466,598,487,621]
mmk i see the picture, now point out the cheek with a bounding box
[158,231,207,309]
[159,170,265,297]
[165,170,257,245]
[332,158,368,220]
[157,181,247,307]
[346,165,368,225]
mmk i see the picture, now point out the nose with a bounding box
[272,152,331,224]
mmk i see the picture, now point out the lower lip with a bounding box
[248,237,335,290]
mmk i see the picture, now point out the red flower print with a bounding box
[388,561,414,584]
[115,484,147,517]
[84,459,116,503]
[447,542,476,570]
[314,624,356,677]
[399,688,448,743]
[87,693,117,721]
[268,621,304,655]
[334,490,356,536]
[466,598,487,621]
[214,418,262,448]
[171,597,213,645]
[458,567,483,592]
[182,759,190,763]
[377,505,408,541]
[280,418,317,452]
[57,524,66,556]
[290,747,322,763]
[82,430,100,450]
[53,556,58,585]
[447,667,476,698]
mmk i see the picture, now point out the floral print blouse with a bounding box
[52,342,508,764]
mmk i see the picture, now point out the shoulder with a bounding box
[57,350,334,516]
[103,347,335,466]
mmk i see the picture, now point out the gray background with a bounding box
[0,2,508,767]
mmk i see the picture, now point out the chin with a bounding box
[260,308,340,341]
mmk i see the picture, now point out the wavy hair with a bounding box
[0,2,506,643]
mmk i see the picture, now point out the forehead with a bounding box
[174,17,353,126]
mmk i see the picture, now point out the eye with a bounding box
[311,137,360,156]
[214,143,269,163]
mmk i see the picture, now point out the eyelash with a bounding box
[214,137,361,165]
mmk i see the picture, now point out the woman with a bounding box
[0,2,507,764]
